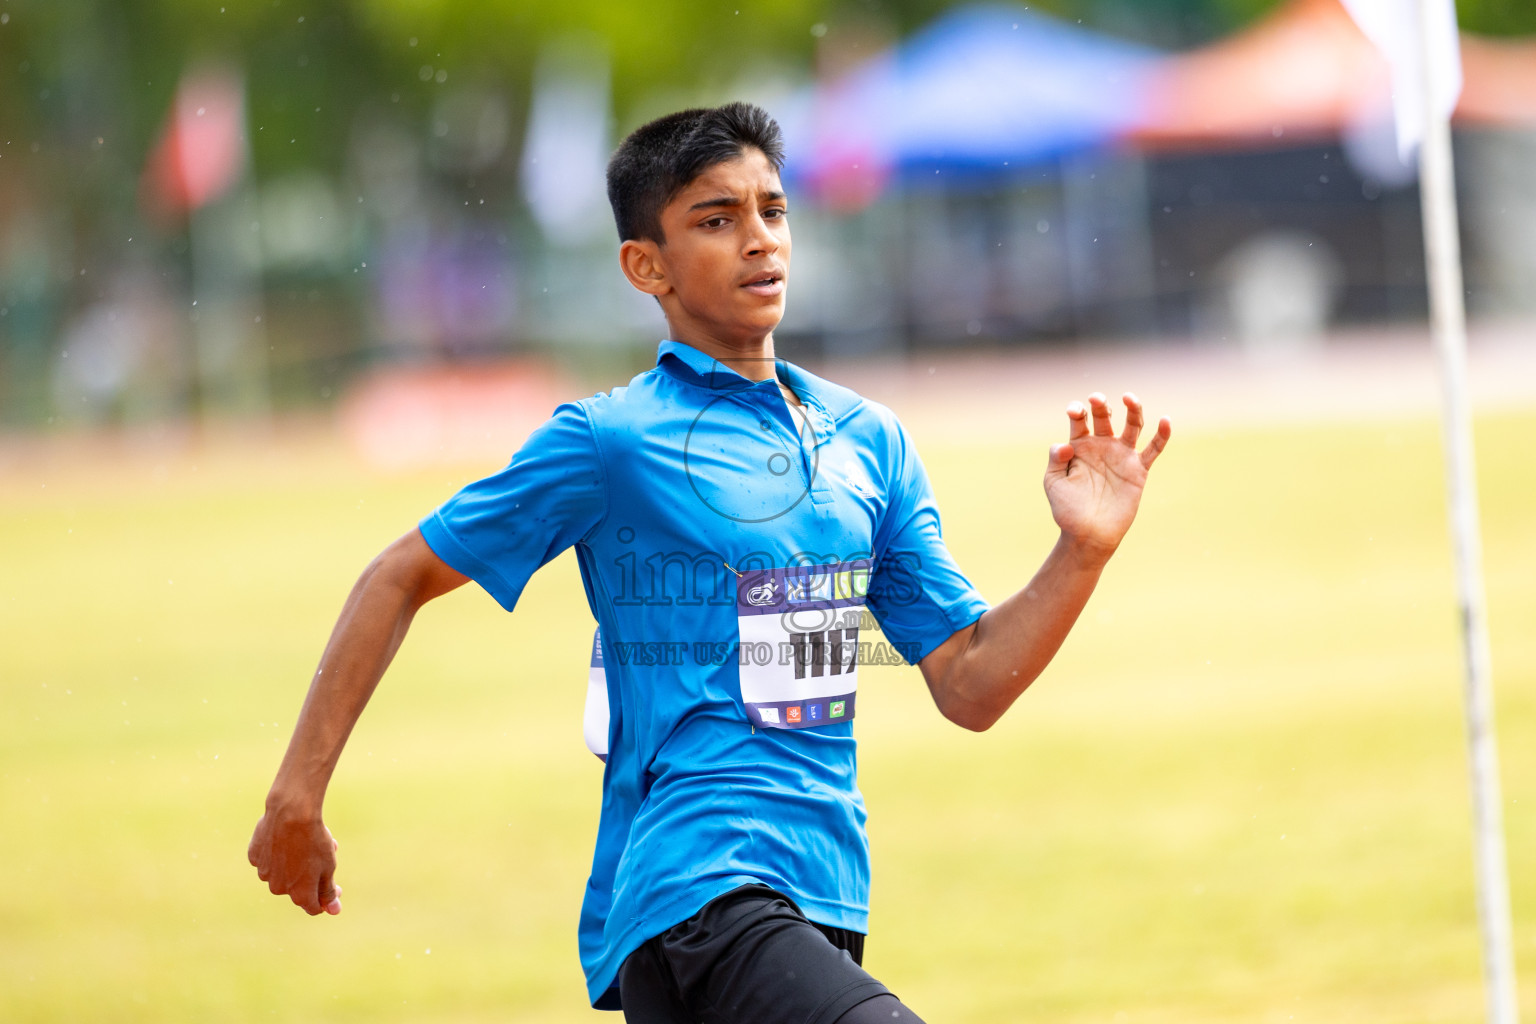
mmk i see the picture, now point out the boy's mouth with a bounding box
[740,270,785,297]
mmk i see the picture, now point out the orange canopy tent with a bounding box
[1129,0,1536,150]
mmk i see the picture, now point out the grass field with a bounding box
[2,405,1533,1023]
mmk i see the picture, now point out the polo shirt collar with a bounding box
[656,339,835,448]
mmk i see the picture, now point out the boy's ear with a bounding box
[619,238,670,297]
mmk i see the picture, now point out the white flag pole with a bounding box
[1413,1,1520,1021]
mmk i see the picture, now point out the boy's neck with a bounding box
[671,330,779,384]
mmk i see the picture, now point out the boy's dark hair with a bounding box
[606,102,785,244]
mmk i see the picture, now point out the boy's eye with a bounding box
[765,207,787,219]
[702,216,728,228]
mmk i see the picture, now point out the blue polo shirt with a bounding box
[419,339,989,1009]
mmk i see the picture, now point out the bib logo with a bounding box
[746,578,777,606]
[786,575,819,602]
[786,706,803,724]
[830,701,845,718]
[759,707,780,724]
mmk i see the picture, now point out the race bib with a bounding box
[736,560,869,730]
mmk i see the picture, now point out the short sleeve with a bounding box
[419,401,607,612]
[864,420,989,665]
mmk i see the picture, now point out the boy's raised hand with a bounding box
[1044,392,1171,562]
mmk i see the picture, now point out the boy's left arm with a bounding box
[919,392,1171,732]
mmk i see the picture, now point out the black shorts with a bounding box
[617,884,898,1024]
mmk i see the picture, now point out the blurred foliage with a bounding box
[2,0,1532,189]
[1459,0,1536,35]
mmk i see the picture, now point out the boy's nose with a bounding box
[743,216,780,257]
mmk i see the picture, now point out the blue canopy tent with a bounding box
[776,5,1156,206]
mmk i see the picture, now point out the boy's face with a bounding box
[620,146,791,352]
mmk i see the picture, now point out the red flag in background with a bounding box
[141,65,247,221]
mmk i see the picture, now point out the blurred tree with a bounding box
[4,0,1532,205]
[1456,0,1536,35]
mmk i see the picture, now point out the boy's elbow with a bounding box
[934,681,1005,732]
[943,702,1002,733]
[933,665,1032,732]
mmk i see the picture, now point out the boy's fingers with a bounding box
[318,855,340,912]
[1140,417,1172,469]
[1066,401,1089,440]
[1088,393,1114,437]
[1119,393,1144,447]
[292,888,323,915]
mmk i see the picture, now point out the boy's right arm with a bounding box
[247,527,468,916]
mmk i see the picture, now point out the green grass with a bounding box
[2,410,1533,1022]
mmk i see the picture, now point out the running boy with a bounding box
[248,102,1171,1023]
